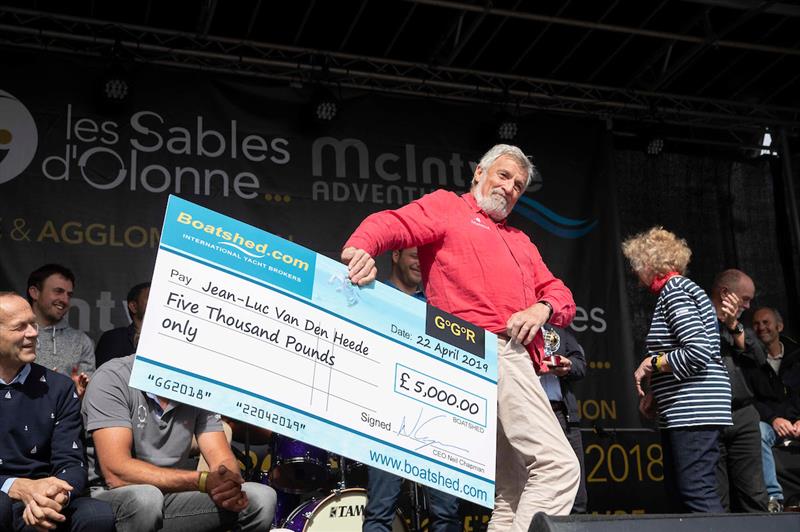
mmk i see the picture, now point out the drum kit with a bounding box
[239,434,427,531]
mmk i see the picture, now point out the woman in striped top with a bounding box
[623,226,732,513]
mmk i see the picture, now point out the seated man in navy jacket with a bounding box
[0,291,114,531]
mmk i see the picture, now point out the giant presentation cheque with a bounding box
[130,195,497,507]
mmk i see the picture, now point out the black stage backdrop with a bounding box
[0,52,789,518]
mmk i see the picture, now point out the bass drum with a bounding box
[279,488,408,531]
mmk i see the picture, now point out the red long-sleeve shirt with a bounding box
[345,190,576,371]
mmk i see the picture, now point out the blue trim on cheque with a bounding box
[135,354,493,485]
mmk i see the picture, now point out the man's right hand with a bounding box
[22,492,67,530]
[341,247,377,286]
[719,292,741,331]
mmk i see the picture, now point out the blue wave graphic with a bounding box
[513,197,597,239]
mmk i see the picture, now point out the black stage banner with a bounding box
[1,53,656,515]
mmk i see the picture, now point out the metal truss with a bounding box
[2,6,799,135]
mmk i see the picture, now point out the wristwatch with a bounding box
[728,322,744,336]
[538,300,554,320]
[650,355,659,373]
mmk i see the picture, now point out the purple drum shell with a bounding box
[271,436,330,494]
[273,490,304,528]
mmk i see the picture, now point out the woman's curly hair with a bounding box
[621,226,691,276]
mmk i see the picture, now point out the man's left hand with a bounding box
[506,303,550,345]
[21,491,67,530]
[8,477,72,507]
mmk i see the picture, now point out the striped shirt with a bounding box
[647,276,732,429]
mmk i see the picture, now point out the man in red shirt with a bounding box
[342,144,580,531]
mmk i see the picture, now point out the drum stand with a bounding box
[230,426,255,481]
[336,455,348,491]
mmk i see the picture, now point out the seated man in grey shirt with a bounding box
[81,355,276,532]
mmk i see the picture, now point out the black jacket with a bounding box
[744,335,800,424]
[95,323,137,368]
[543,324,587,425]
[719,322,766,409]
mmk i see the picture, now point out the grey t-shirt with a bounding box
[81,355,222,486]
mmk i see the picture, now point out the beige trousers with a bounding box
[487,339,580,532]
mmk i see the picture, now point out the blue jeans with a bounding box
[92,482,276,532]
[363,467,460,532]
[759,421,784,500]
[661,426,724,513]
[0,491,115,532]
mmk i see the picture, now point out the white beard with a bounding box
[474,186,509,221]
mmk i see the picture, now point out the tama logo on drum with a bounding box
[328,503,365,518]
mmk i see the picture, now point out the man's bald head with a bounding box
[711,269,755,318]
[712,269,751,297]
[0,291,28,318]
[0,292,39,373]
